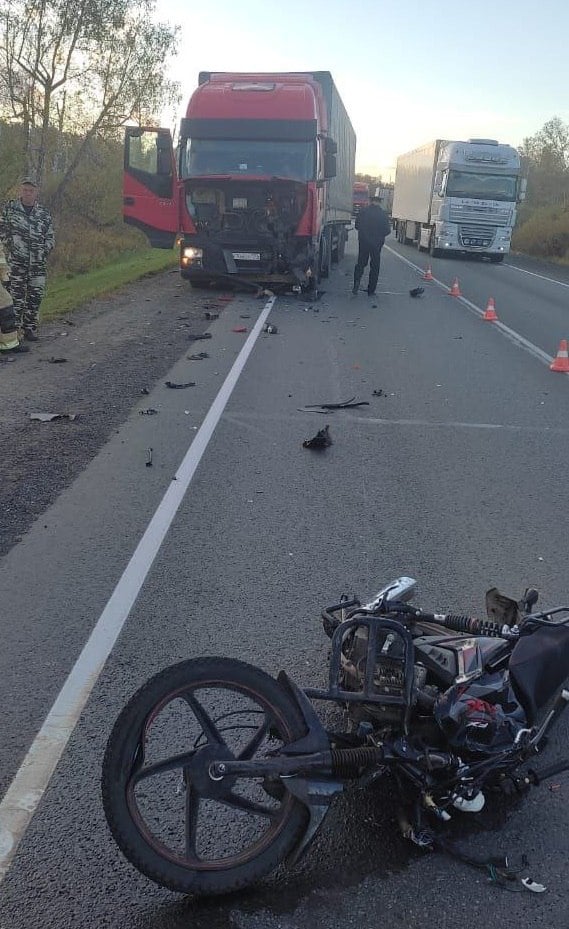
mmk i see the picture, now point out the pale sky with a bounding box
[156,0,569,181]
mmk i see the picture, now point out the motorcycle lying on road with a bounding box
[102,577,569,896]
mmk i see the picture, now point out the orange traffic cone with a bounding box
[449,277,461,297]
[483,297,498,321]
[550,339,569,372]
[423,265,434,281]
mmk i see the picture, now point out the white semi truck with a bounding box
[392,139,526,262]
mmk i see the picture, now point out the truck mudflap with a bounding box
[180,177,317,288]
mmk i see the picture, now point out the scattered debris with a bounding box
[372,389,385,397]
[165,380,196,389]
[139,408,159,415]
[30,412,77,422]
[141,387,150,395]
[302,396,369,411]
[41,356,67,364]
[145,448,153,468]
[204,311,219,320]
[409,286,425,298]
[262,323,278,334]
[303,424,332,450]
[232,326,248,333]
[239,314,251,319]
[188,332,212,341]
[187,351,209,360]
[62,318,75,326]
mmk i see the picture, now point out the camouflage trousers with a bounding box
[9,264,47,333]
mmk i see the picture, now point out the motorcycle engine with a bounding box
[340,624,432,728]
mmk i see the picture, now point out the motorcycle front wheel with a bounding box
[102,657,309,896]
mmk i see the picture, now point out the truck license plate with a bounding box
[233,252,261,261]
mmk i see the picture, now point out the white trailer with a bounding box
[392,138,526,262]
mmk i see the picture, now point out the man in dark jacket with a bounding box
[352,195,392,296]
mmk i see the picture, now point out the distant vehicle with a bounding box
[391,139,526,262]
[122,71,355,291]
[352,181,370,216]
[374,184,394,215]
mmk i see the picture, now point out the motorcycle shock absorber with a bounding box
[329,746,385,777]
[442,614,505,637]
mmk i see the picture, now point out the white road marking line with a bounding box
[384,246,561,370]
[505,263,569,290]
[0,295,276,883]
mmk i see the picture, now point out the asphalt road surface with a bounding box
[1,232,569,929]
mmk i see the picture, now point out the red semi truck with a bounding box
[352,181,370,215]
[123,71,356,291]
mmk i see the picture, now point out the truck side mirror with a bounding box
[324,153,337,179]
[518,178,527,202]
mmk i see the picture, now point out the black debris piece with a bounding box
[188,332,212,341]
[409,286,425,298]
[30,412,77,422]
[204,311,219,320]
[262,323,278,334]
[141,387,150,395]
[41,356,67,364]
[303,424,333,450]
[146,448,153,467]
[165,380,196,389]
[240,315,251,319]
[303,396,369,411]
[187,352,209,360]
[62,318,75,326]
[372,389,385,397]
[139,408,159,415]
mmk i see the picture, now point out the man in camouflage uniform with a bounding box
[0,177,55,341]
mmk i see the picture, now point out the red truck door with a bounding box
[123,127,179,248]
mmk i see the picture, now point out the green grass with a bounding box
[41,248,178,320]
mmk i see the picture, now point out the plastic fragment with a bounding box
[521,878,546,893]
[30,412,77,422]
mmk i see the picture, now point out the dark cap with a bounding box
[20,176,39,187]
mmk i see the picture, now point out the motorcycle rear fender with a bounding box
[276,671,343,866]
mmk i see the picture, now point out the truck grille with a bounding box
[450,206,510,226]
[459,224,496,248]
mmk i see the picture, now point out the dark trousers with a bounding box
[354,241,382,294]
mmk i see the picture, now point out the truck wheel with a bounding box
[489,255,504,264]
[319,232,331,279]
[337,228,346,261]
[429,230,443,259]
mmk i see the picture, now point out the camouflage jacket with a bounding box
[0,199,55,270]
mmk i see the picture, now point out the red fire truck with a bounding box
[123,71,355,290]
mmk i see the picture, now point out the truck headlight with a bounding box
[182,246,203,260]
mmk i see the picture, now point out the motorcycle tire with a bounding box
[102,656,309,896]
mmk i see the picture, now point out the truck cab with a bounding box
[123,72,355,291]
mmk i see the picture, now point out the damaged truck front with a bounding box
[123,71,355,291]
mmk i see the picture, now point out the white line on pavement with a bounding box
[0,295,277,883]
[504,263,569,290]
[384,246,559,369]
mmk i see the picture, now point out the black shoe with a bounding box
[352,286,359,295]
[24,329,39,342]
[367,291,376,297]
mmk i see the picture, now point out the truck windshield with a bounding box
[446,170,518,202]
[182,139,316,181]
